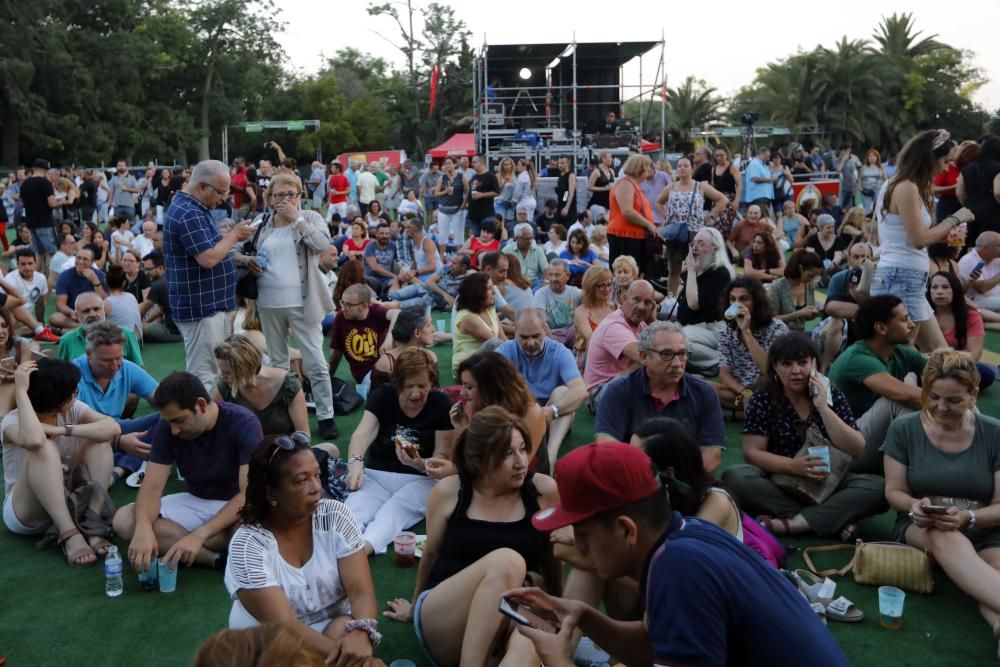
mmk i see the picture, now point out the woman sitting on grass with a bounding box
[883,350,1000,649]
[559,228,597,284]
[224,435,380,665]
[573,265,614,369]
[927,271,995,389]
[769,249,824,331]
[370,307,439,391]
[723,333,886,542]
[383,407,560,667]
[743,232,785,284]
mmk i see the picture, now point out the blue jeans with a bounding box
[322,312,336,336]
[32,226,57,255]
[871,266,931,322]
[388,283,432,310]
[113,413,161,473]
[114,204,135,221]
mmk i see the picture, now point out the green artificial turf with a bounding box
[1,319,999,666]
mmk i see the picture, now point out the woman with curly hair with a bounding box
[224,434,380,664]
[742,232,785,284]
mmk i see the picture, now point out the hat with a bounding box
[31,158,50,170]
[532,442,661,532]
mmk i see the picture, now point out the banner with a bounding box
[429,63,440,117]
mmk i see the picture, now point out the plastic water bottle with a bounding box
[256,246,269,271]
[105,545,124,597]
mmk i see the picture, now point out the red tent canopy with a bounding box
[640,139,661,153]
[427,133,476,159]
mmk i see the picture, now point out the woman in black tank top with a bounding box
[384,407,560,666]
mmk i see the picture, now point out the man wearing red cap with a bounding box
[507,442,850,667]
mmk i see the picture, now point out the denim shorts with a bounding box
[870,266,931,322]
[32,226,57,255]
[412,588,442,667]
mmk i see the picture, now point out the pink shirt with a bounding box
[942,308,985,350]
[583,309,646,392]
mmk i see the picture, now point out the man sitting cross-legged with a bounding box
[113,371,263,575]
[1,357,121,566]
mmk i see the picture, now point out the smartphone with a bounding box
[974,261,987,273]
[248,218,265,229]
[454,402,464,417]
[498,598,560,633]
[0,356,16,372]
[922,505,950,515]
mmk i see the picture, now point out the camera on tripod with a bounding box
[741,112,760,125]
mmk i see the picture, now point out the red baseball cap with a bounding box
[532,442,662,532]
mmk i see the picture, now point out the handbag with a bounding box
[661,183,700,246]
[235,213,270,300]
[35,463,116,551]
[330,375,363,415]
[769,424,851,505]
[802,540,934,594]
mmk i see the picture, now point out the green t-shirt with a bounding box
[374,171,388,187]
[828,341,925,417]
[883,412,1000,508]
[55,325,143,366]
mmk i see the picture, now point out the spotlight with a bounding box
[518,67,531,80]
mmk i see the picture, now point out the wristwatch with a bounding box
[550,403,561,420]
[64,423,75,437]
[968,510,977,528]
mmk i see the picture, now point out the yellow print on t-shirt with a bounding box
[345,326,379,363]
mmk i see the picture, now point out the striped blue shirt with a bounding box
[164,191,236,322]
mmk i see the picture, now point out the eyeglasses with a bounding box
[266,431,310,465]
[203,183,230,196]
[271,191,301,201]
[643,347,688,362]
[341,300,369,309]
[596,282,612,289]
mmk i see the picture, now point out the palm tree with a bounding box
[872,13,942,61]
[811,38,889,148]
[745,52,821,127]
[666,76,725,148]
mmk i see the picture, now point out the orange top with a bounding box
[608,178,653,240]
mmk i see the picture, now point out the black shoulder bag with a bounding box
[235,213,270,300]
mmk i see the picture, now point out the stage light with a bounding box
[518,67,531,80]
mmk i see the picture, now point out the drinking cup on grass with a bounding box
[394,531,417,568]
[878,586,905,629]
[158,558,179,593]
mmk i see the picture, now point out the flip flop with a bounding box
[825,595,864,623]
[57,528,96,568]
[87,535,113,558]
[758,515,791,536]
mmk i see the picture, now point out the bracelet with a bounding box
[968,510,977,528]
[347,455,364,465]
[344,618,382,647]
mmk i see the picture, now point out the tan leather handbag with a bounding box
[802,539,934,594]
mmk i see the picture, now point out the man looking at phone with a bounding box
[829,295,925,475]
[959,231,1000,314]
[163,159,253,393]
[508,442,849,667]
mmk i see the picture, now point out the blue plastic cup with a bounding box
[389,661,417,667]
[158,558,178,593]
[878,586,905,629]
[138,559,158,591]
[436,319,446,333]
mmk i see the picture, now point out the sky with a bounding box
[274,0,1000,116]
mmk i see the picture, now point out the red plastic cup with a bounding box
[394,531,417,568]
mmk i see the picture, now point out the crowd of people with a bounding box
[2,125,1000,666]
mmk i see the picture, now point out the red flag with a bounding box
[429,63,440,117]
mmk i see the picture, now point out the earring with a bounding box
[270,500,277,506]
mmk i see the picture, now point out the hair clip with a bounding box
[931,129,951,150]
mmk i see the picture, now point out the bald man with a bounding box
[496,308,587,465]
[163,160,253,392]
[959,231,1000,313]
[328,284,400,385]
[583,280,658,412]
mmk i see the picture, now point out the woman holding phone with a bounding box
[883,349,1000,647]
[383,407,560,667]
[723,333,885,542]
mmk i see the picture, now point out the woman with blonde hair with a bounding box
[610,254,639,307]
[495,157,517,232]
[607,154,657,277]
[235,173,338,440]
[512,158,537,220]
[884,349,1000,649]
[590,224,610,266]
[573,265,614,368]
[193,623,327,667]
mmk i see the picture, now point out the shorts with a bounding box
[870,266,931,322]
[3,492,50,536]
[159,492,227,533]
[326,202,348,222]
[413,588,443,667]
[32,226,57,255]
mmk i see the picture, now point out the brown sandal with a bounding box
[758,515,792,536]
[57,528,96,568]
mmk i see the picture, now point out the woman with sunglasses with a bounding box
[345,348,454,556]
[236,173,338,441]
[723,333,886,542]
[573,265,614,369]
[225,434,382,665]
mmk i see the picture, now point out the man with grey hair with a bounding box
[164,159,253,392]
[532,258,581,346]
[73,320,160,484]
[496,308,588,466]
[56,291,143,364]
[678,227,734,375]
[595,320,726,473]
[959,231,1000,313]
[692,146,713,182]
[504,221,549,284]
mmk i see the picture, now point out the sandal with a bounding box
[57,528,96,568]
[758,515,791,536]
[87,535,113,558]
[825,595,864,623]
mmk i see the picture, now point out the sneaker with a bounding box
[34,327,61,343]
[126,461,148,489]
[304,389,316,411]
[318,418,339,440]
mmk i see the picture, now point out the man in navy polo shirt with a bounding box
[113,372,263,574]
[595,321,725,473]
[496,308,587,463]
[163,160,253,392]
[508,443,850,667]
[51,246,107,331]
[72,321,160,483]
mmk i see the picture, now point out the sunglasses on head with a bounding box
[266,431,310,465]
